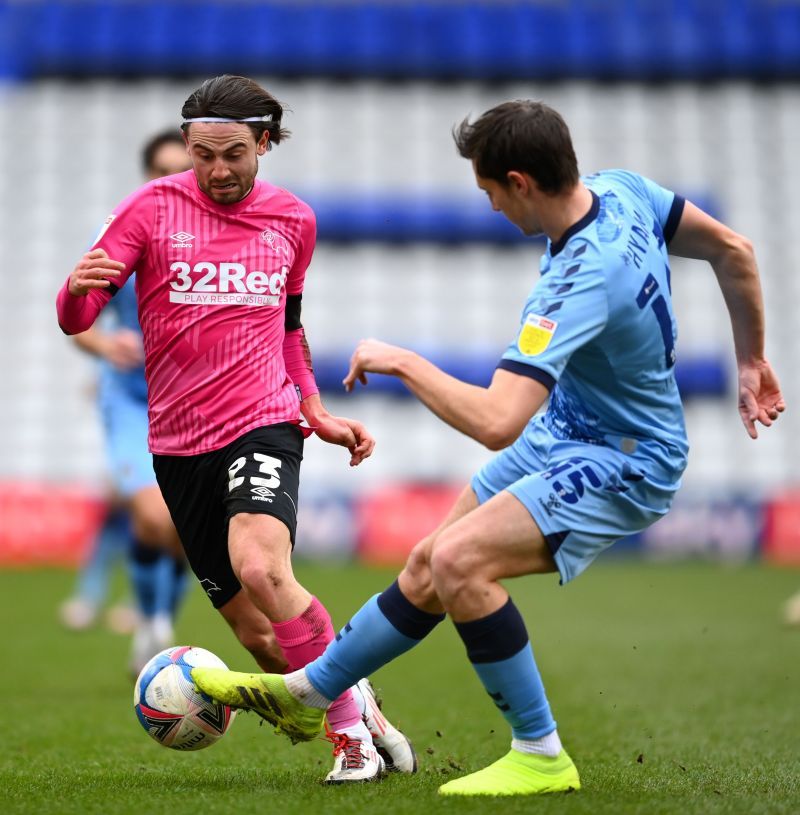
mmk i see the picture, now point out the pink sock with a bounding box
[271,596,362,731]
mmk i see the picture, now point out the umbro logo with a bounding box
[251,486,274,503]
[170,231,195,248]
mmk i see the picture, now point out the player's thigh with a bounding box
[470,427,549,507]
[128,484,181,553]
[404,483,479,575]
[430,489,556,585]
[222,424,303,541]
[399,483,479,610]
[221,423,304,580]
[152,451,239,609]
[507,448,676,584]
[227,513,293,584]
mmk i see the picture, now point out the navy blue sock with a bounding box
[129,541,160,618]
[169,558,189,618]
[306,580,444,699]
[455,598,556,740]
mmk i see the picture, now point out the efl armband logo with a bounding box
[518,313,558,356]
[91,215,116,247]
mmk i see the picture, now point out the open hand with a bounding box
[738,360,786,439]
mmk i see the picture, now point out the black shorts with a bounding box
[153,423,304,609]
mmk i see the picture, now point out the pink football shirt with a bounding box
[57,171,316,455]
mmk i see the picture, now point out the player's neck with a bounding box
[539,183,594,245]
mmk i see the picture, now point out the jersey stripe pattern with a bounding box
[72,170,316,455]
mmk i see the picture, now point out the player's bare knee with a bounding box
[131,506,173,548]
[404,539,433,582]
[429,534,473,600]
[237,560,276,595]
[398,567,437,609]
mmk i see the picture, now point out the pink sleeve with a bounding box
[56,185,155,334]
[56,283,112,334]
[286,200,317,296]
[283,328,319,401]
[282,200,319,399]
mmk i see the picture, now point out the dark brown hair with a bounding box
[141,129,185,173]
[453,100,579,194]
[181,75,290,149]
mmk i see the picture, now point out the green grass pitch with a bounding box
[2,559,799,814]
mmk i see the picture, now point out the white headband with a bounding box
[182,115,273,123]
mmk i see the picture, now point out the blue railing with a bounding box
[311,351,728,399]
[304,191,718,244]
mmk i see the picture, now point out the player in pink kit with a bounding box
[56,75,415,783]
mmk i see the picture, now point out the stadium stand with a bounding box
[1,2,798,562]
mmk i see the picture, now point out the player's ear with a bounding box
[256,131,269,156]
[507,171,529,195]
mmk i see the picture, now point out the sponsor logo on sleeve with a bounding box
[517,313,558,356]
[91,215,115,247]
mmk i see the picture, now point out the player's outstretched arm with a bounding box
[56,248,126,335]
[668,201,785,438]
[344,338,549,450]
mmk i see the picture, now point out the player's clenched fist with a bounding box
[68,248,126,297]
[312,413,376,466]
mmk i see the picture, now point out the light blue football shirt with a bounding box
[499,169,689,478]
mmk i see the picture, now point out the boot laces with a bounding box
[325,727,366,769]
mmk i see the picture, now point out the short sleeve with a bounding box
[499,253,608,388]
[638,175,685,245]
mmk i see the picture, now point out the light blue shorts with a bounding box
[471,419,681,583]
[98,375,154,498]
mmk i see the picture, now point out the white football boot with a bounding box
[59,597,98,631]
[129,614,174,677]
[324,729,386,784]
[353,678,418,773]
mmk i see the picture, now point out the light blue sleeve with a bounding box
[638,174,682,231]
[499,252,608,387]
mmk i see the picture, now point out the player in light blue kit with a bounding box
[192,101,786,795]
[61,132,193,673]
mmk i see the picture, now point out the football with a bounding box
[133,646,236,750]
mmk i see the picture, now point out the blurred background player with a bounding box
[59,130,193,674]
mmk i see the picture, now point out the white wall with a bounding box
[0,80,795,494]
